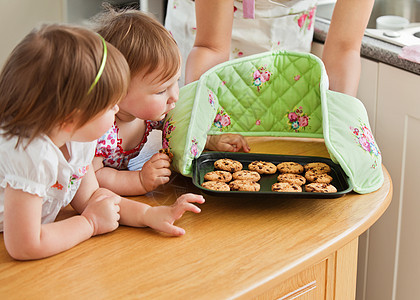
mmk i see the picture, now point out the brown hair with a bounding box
[93,6,180,82]
[0,24,130,146]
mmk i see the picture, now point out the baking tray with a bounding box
[192,152,353,198]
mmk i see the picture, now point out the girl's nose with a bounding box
[168,87,179,104]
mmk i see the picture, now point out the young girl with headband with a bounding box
[92,8,250,196]
[0,24,204,260]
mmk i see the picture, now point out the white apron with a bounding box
[165,0,318,86]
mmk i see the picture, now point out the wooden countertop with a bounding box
[0,137,392,299]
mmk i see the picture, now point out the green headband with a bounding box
[87,35,108,94]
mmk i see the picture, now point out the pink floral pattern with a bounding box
[350,121,381,168]
[190,138,199,158]
[295,7,316,32]
[286,106,310,132]
[208,90,216,109]
[252,66,271,92]
[214,109,231,131]
[95,120,162,169]
[232,48,244,58]
[68,165,89,188]
[162,117,176,149]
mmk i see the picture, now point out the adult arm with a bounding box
[322,0,374,97]
[184,0,235,84]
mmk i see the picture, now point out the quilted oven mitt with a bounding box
[163,50,384,194]
[322,90,383,193]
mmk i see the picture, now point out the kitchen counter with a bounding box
[0,137,392,299]
[314,18,420,75]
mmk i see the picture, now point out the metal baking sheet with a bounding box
[192,152,353,198]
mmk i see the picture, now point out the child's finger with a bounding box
[183,193,206,204]
[155,176,170,186]
[154,159,171,169]
[159,223,186,236]
[151,152,172,162]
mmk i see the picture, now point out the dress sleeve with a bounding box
[95,125,118,158]
[0,137,59,198]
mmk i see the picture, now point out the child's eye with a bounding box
[157,89,167,95]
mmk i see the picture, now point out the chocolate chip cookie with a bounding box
[229,180,260,191]
[214,158,243,172]
[276,162,304,174]
[248,161,277,174]
[304,171,333,184]
[204,170,233,182]
[232,170,261,181]
[159,147,173,159]
[277,173,306,186]
[201,181,230,191]
[304,183,337,193]
[271,182,302,192]
[304,162,331,174]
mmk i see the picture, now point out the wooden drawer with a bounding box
[254,259,327,300]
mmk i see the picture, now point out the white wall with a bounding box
[0,0,63,68]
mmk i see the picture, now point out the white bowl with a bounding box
[376,15,410,30]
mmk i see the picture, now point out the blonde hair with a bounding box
[0,24,130,146]
[93,6,180,82]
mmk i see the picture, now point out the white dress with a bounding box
[165,0,318,86]
[0,132,96,231]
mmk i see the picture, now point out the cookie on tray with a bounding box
[277,173,306,186]
[214,158,243,172]
[248,161,277,174]
[276,162,304,174]
[229,180,260,192]
[271,182,302,192]
[303,162,331,174]
[201,181,230,191]
[232,170,261,181]
[304,171,333,184]
[304,183,337,193]
[204,170,233,182]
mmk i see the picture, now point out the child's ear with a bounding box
[60,110,81,133]
[60,116,78,134]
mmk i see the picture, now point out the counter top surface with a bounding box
[0,137,392,299]
[314,19,420,75]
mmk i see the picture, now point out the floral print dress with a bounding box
[95,120,163,170]
[165,0,318,86]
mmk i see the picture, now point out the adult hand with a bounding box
[206,134,250,152]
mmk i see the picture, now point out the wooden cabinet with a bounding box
[367,63,420,300]
[312,41,420,300]
[254,239,358,300]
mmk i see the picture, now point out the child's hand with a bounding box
[139,153,172,192]
[82,195,121,236]
[144,193,205,236]
[206,134,250,152]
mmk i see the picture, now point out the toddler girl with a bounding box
[0,24,204,260]
[92,8,250,196]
